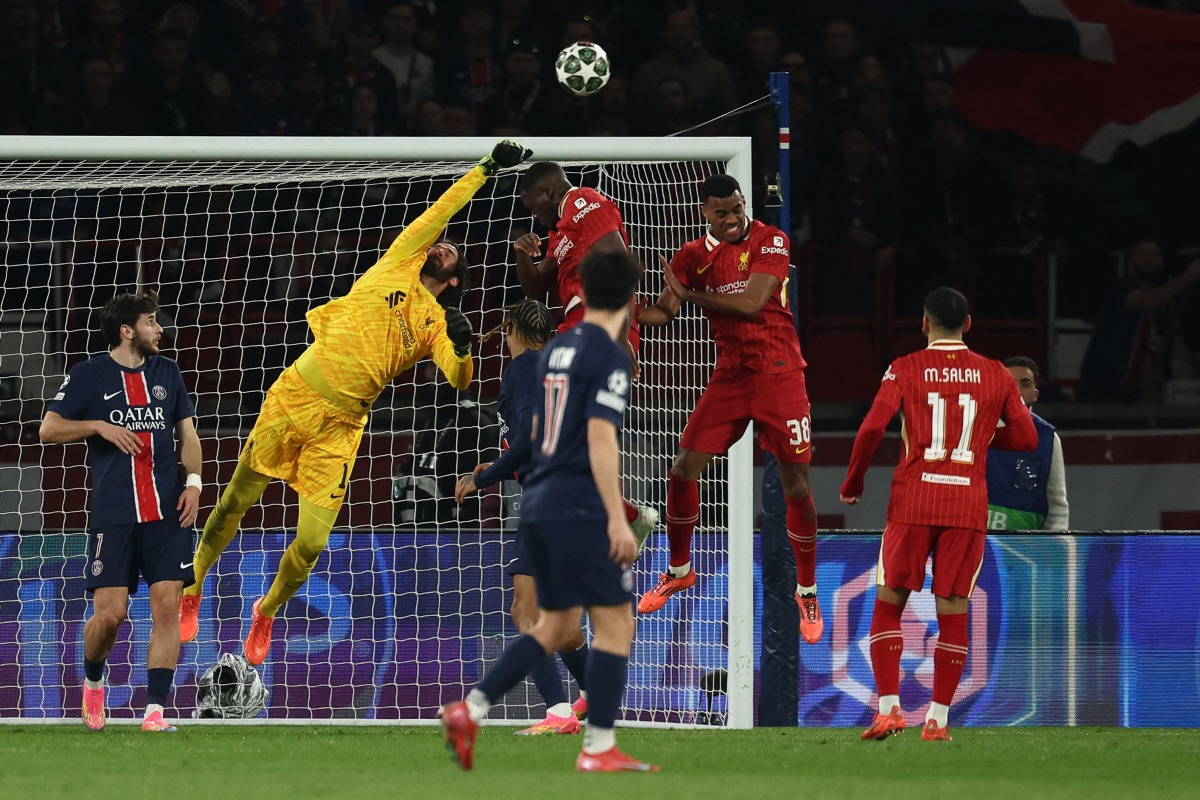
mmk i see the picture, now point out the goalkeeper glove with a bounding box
[479,139,533,176]
[445,307,473,357]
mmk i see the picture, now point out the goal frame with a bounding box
[0,135,756,729]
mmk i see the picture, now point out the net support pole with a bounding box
[725,140,757,730]
[757,71,801,726]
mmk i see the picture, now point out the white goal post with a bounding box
[0,136,755,728]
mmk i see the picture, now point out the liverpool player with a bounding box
[41,290,203,732]
[635,174,824,644]
[840,287,1037,741]
[513,160,657,547]
[177,140,532,666]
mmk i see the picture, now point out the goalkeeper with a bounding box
[179,140,533,666]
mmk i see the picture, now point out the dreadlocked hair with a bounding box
[482,298,553,349]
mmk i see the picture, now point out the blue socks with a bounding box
[478,634,549,705]
[583,649,627,729]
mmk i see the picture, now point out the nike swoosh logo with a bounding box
[794,445,811,455]
[103,391,122,400]
[697,262,712,274]
[330,492,345,500]
[179,562,193,569]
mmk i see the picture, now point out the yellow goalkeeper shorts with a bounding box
[241,364,367,511]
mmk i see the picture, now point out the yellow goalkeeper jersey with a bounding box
[301,166,487,409]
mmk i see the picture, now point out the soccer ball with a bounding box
[555,41,610,97]
[194,653,269,718]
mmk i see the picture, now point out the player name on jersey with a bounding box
[923,367,982,383]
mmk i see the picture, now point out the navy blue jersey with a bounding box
[474,348,538,489]
[47,354,196,527]
[521,323,631,522]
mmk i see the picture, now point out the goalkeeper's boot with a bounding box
[141,709,177,732]
[179,593,201,644]
[571,696,588,721]
[637,569,696,614]
[243,597,275,667]
[861,706,906,741]
[796,591,824,644]
[630,506,659,561]
[921,719,952,741]
[440,701,479,771]
[515,711,582,736]
[81,682,106,731]
[576,747,660,773]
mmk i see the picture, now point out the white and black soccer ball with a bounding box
[555,41,611,97]
[194,653,268,719]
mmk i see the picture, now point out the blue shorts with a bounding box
[85,518,196,594]
[523,519,634,610]
[506,527,533,577]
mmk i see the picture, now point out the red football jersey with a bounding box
[844,340,1033,531]
[670,218,805,374]
[546,186,630,318]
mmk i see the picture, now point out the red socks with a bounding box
[869,599,904,697]
[666,475,699,568]
[622,498,638,524]
[786,495,817,586]
[933,612,969,706]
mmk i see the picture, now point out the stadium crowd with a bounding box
[4,0,1200,402]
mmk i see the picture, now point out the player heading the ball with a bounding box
[637,173,824,644]
[178,140,532,666]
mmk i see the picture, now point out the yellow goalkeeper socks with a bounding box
[259,495,337,617]
[186,462,271,596]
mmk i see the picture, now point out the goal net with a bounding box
[0,136,755,727]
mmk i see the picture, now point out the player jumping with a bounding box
[636,174,824,644]
[178,140,532,666]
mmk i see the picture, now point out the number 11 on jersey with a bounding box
[924,391,978,464]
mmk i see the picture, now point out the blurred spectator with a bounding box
[234,67,309,136]
[338,20,402,129]
[136,28,225,135]
[295,0,352,56]
[0,0,73,131]
[434,1,502,114]
[54,56,139,135]
[731,19,784,107]
[810,121,898,313]
[923,75,956,114]
[373,2,435,124]
[588,74,630,136]
[441,103,480,136]
[291,59,345,135]
[412,97,447,135]
[639,75,696,136]
[78,0,135,85]
[1078,240,1200,402]
[346,84,398,136]
[856,79,902,169]
[630,7,738,134]
[233,22,288,95]
[479,37,551,134]
[494,0,540,47]
[811,16,863,146]
[895,110,1008,309]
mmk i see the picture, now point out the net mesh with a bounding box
[0,153,736,724]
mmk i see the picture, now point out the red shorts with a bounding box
[559,301,641,352]
[877,522,985,598]
[679,366,812,463]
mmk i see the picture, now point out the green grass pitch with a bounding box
[1,725,1197,800]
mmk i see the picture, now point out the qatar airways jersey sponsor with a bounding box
[669,218,805,374]
[47,354,195,527]
[876,343,1029,530]
[545,186,629,311]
